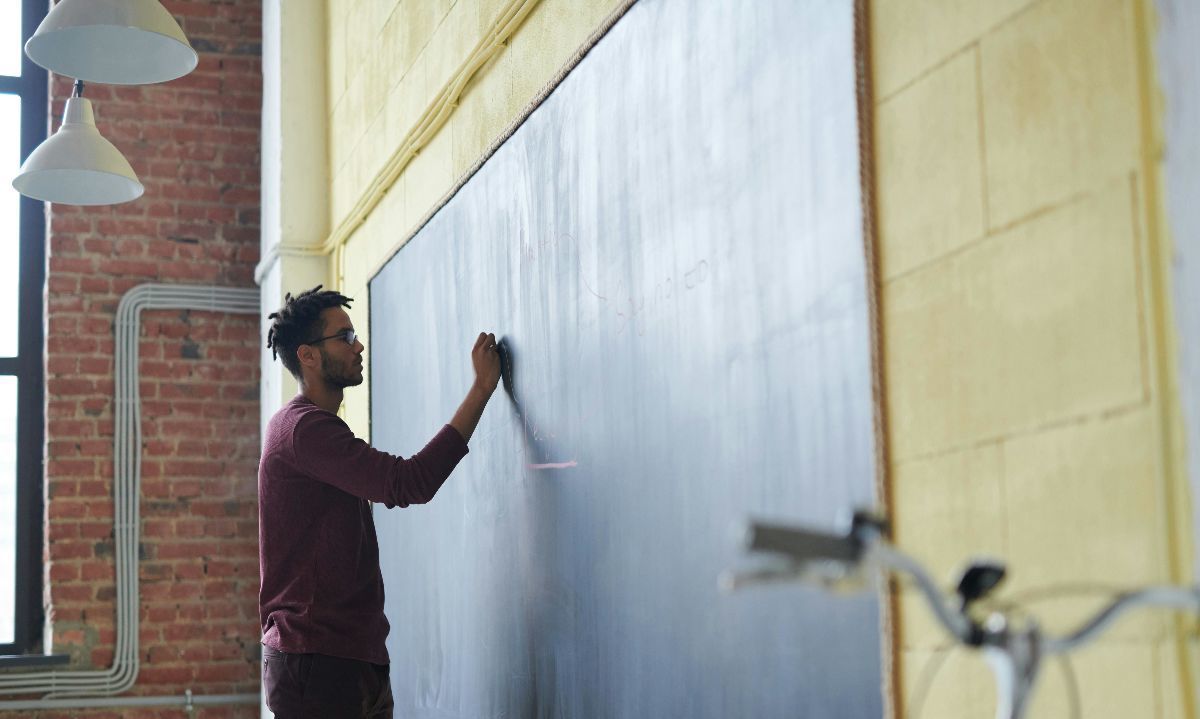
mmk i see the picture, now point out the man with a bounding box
[258,286,501,718]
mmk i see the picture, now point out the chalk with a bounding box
[525,461,578,470]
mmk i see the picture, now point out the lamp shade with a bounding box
[12,97,143,205]
[25,0,198,85]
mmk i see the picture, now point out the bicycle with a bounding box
[722,511,1200,719]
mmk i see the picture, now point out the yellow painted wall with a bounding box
[873,0,1196,716]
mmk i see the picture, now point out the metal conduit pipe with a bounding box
[0,691,260,711]
[0,284,260,711]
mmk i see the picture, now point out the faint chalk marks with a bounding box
[655,276,674,304]
[521,232,572,263]
[683,259,709,289]
[580,274,607,302]
[604,257,713,336]
[614,292,646,337]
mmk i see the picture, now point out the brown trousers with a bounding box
[262,645,394,718]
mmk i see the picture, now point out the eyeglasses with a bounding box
[304,329,358,346]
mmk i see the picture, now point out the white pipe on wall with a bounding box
[0,284,260,710]
[0,691,260,711]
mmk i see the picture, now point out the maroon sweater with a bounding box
[258,395,469,664]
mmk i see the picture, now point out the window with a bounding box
[0,0,47,656]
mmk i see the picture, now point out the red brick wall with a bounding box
[24,1,263,716]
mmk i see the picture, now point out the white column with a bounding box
[260,0,330,429]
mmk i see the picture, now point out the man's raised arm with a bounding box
[449,331,502,442]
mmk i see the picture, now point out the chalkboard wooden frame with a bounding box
[368,0,891,715]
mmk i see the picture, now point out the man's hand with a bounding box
[450,332,502,443]
[472,332,502,392]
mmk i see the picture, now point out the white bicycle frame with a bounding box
[724,514,1200,719]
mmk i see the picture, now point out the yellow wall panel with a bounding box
[396,0,450,78]
[892,443,1006,649]
[379,5,412,92]
[980,0,1141,229]
[1001,407,1171,640]
[1024,642,1160,719]
[826,0,1185,713]
[884,180,1145,459]
[372,187,407,266]
[1160,638,1191,719]
[424,1,483,95]
[329,0,457,230]
[331,156,357,233]
[400,127,456,236]
[451,50,516,175]
[474,0,518,37]
[326,0,350,107]
[344,0,372,92]
[361,28,391,153]
[509,0,623,114]
[876,48,985,280]
[330,71,365,179]
[360,111,392,195]
[871,0,1035,100]
[383,53,430,156]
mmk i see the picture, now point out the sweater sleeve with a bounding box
[291,412,469,508]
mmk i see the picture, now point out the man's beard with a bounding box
[319,347,363,388]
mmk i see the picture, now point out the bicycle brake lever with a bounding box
[719,564,809,592]
[957,561,1007,610]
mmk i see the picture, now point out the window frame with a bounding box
[0,0,48,657]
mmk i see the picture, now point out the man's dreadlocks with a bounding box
[266,285,354,379]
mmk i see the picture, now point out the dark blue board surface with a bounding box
[369,1,883,716]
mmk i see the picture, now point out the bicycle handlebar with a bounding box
[1044,586,1200,654]
[730,514,1200,655]
[727,513,1200,719]
[744,522,864,564]
[732,518,973,641]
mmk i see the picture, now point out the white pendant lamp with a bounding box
[12,83,143,206]
[24,0,198,85]
[13,1,198,205]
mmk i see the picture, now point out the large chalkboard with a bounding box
[369,0,882,716]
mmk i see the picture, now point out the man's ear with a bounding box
[296,344,319,370]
